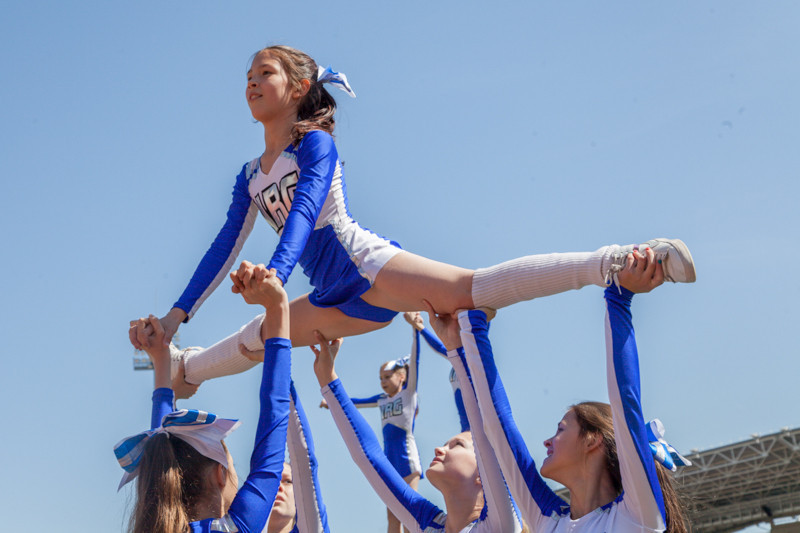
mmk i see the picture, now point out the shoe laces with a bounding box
[604,254,626,294]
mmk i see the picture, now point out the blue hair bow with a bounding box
[317,65,356,98]
[384,355,410,372]
[113,409,240,490]
[647,419,691,472]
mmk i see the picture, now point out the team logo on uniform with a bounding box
[381,397,403,420]
[254,171,299,232]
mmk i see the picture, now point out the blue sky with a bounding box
[2,2,798,531]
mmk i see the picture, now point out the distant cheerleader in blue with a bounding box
[128,44,696,384]
[117,266,292,533]
[310,325,523,533]
[454,249,691,532]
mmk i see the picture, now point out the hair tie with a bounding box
[113,409,241,490]
[316,65,356,98]
[647,419,691,472]
[384,355,410,372]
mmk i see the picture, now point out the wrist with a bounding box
[165,307,187,325]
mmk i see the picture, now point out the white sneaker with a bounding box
[606,238,696,284]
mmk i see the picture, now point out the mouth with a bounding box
[429,457,443,467]
[248,93,262,101]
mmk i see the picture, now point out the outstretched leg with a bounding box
[178,293,391,384]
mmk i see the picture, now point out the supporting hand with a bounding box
[171,360,200,399]
[618,248,665,293]
[310,330,343,387]
[422,300,462,351]
[403,311,425,331]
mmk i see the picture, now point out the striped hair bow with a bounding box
[647,419,691,472]
[384,355,410,372]
[317,65,356,98]
[113,409,241,490]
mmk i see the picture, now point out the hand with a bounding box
[319,399,329,409]
[231,260,284,295]
[310,330,343,387]
[133,315,171,362]
[234,263,288,309]
[422,300,462,351]
[618,248,665,293]
[239,343,265,362]
[403,311,425,331]
[172,360,200,400]
[129,307,185,350]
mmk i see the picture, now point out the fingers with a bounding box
[328,337,343,360]
[135,318,151,349]
[129,321,142,349]
[239,343,265,362]
[422,299,437,321]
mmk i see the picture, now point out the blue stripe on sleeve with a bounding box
[174,164,256,321]
[228,337,292,533]
[267,131,337,284]
[604,287,667,528]
[151,388,175,430]
[350,393,383,408]
[420,327,447,356]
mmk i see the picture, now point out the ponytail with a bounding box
[129,433,217,533]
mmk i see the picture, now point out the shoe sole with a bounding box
[655,238,696,283]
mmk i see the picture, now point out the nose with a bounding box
[248,78,257,88]
[543,437,552,449]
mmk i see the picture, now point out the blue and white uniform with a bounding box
[321,342,522,532]
[350,328,422,478]
[419,327,469,432]
[174,130,402,323]
[187,337,292,533]
[285,381,329,533]
[459,288,667,532]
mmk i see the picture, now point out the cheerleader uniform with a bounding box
[459,288,668,532]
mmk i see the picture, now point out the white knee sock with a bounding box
[471,246,617,309]
[176,313,266,384]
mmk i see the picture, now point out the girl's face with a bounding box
[540,409,587,482]
[268,463,296,528]
[246,51,300,124]
[379,364,405,397]
[425,431,479,489]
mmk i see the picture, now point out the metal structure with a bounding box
[676,426,800,532]
[553,426,800,532]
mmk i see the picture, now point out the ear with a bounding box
[213,463,227,489]
[293,78,311,100]
[584,433,604,453]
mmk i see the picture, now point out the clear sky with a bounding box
[1,1,798,531]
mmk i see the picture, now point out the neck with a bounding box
[441,487,483,533]
[267,516,295,533]
[262,108,298,154]
[561,463,618,519]
[188,498,224,524]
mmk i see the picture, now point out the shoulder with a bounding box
[297,130,337,158]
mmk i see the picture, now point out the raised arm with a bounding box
[603,286,666,530]
[226,267,293,533]
[132,316,176,428]
[287,381,329,533]
[447,346,522,533]
[312,333,445,533]
[458,310,567,530]
[406,327,421,393]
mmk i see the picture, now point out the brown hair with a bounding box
[571,402,689,533]
[128,433,221,533]
[253,45,338,145]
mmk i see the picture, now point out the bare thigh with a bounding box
[288,293,392,347]
[361,251,475,314]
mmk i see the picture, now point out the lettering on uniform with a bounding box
[382,397,403,420]
[254,171,298,232]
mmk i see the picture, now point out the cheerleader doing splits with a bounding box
[129,45,696,384]
[116,269,294,533]
[311,328,523,532]
[441,249,690,532]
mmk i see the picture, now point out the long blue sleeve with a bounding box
[603,287,666,530]
[459,310,567,530]
[267,131,337,284]
[174,165,258,321]
[322,379,446,532]
[419,327,447,356]
[225,337,293,533]
[350,393,383,408]
[150,388,175,429]
[287,381,329,533]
